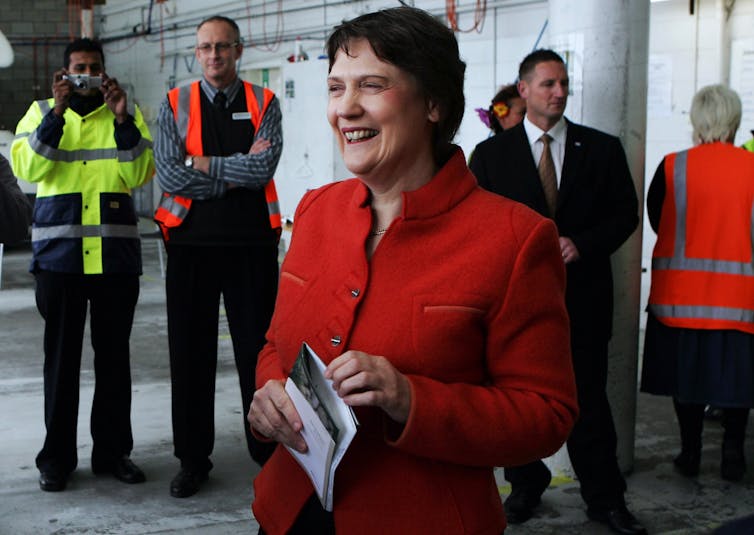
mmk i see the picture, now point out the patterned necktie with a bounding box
[213,91,227,110]
[538,133,558,217]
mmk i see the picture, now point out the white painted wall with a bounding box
[96,0,754,289]
[96,0,549,216]
[97,1,550,149]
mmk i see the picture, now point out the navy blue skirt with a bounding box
[641,313,754,408]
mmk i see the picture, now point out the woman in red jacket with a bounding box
[247,7,578,534]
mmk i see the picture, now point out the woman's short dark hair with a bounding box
[327,6,466,164]
[63,38,105,68]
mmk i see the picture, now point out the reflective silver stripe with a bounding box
[176,86,191,138]
[37,99,52,115]
[267,198,280,216]
[252,85,265,114]
[14,132,30,140]
[751,201,754,259]
[32,224,140,241]
[653,149,754,276]
[672,150,687,260]
[160,195,190,218]
[118,137,153,162]
[28,131,119,162]
[652,256,754,276]
[650,303,754,324]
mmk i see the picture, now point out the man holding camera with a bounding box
[11,38,154,492]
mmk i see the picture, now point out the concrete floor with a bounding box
[1,237,753,535]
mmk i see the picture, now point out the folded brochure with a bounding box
[284,343,359,511]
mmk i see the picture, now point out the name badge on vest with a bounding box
[232,112,252,120]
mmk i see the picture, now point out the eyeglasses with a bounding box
[195,42,239,54]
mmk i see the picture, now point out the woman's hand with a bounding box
[325,350,412,423]
[248,379,307,453]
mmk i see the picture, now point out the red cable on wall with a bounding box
[446,0,488,33]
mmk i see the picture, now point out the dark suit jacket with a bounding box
[469,120,638,344]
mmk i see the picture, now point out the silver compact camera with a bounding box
[63,73,103,90]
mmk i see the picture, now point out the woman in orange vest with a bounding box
[642,84,754,482]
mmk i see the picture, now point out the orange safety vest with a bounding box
[154,80,281,240]
[648,143,754,334]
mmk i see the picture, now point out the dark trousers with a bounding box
[506,339,626,511]
[34,271,139,475]
[674,399,749,450]
[258,494,335,535]
[166,243,278,471]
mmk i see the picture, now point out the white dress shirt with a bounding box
[523,116,568,187]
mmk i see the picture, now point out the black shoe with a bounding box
[170,468,208,498]
[721,441,746,482]
[587,505,647,535]
[503,467,551,524]
[39,470,68,492]
[93,455,146,484]
[674,449,701,477]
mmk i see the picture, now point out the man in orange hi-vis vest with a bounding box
[153,14,282,499]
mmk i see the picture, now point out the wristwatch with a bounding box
[184,155,194,168]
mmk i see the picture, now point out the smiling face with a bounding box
[195,19,242,89]
[518,60,569,131]
[327,39,440,191]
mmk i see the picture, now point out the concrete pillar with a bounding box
[544,0,650,475]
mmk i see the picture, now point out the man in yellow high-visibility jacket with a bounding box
[11,37,154,493]
[743,130,754,153]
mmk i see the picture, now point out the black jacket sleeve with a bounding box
[0,154,32,244]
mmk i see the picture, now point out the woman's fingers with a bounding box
[249,380,307,452]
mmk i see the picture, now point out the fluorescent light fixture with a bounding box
[0,29,13,68]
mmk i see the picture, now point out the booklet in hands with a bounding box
[284,343,359,511]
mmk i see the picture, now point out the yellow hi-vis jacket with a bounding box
[11,98,154,275]
[744,137,754,153]
[154,81,281,239]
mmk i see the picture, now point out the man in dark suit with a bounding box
[469,49,644,535]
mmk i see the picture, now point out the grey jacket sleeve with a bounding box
[0,154,32,244]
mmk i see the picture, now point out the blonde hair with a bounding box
[690,84,741,144]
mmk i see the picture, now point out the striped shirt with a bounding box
[154,77,282,200]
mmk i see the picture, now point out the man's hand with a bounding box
[190,155,211,175]
[559,236,580,264]
[52,69,72,117]
[100,74,128,123]
[249,137,271,154]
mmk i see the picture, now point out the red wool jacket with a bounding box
[253,149,578,534]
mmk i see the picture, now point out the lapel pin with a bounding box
[574,141,581,147]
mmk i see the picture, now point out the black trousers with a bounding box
[34,271,139,475]
[166,243,278,471]
[258,494,335,535]
[674,399,749,450]
[506,339,627,511]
